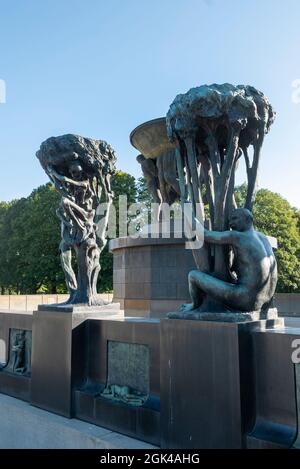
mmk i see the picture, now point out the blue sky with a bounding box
[0,0,299,207]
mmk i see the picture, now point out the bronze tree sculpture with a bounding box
[166,84,277,318]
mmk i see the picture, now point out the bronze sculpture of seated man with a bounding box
[173,208,277,318]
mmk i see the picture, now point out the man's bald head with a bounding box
[229,208,253,232]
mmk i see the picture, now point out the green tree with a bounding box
[136,177,151,205]
[0,201,14,293]
[19,184,66,293]
[235,185,300,293]
[0,185,66,294]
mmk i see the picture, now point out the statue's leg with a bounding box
[180,270,205,312]
[187,269,250,311]
[91,244,101,297]
[90,240,109,305]
[60,241,77,303]
[149,181,163,222]
[74,237,103,306]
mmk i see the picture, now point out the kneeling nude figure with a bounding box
[181,208,277,314]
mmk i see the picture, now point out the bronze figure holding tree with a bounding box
[166,84,278,319]
[36,134,116,307]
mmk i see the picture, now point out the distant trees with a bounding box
[0,176,299,294]
[99,170,137,291]
[0,185,63,294]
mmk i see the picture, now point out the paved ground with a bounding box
[284,317,300,328]
[1,315,300,449]
[0,393,157,449]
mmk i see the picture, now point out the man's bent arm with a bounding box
[204,229,237,245]
[185,213,238,246]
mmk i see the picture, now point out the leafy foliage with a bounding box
[0,185,64,294]
[235,184,300,292]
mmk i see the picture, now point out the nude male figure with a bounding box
[136,154,163,221]
[47,160,96,302]
[181,208,277,313]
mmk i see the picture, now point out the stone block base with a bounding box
[109,232,196,318]
[31,306,123,417]
[1,309,300,448]
[167,308,279,323]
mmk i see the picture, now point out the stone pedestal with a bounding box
[247,325,300,448]
[74,318,160,445]
[30,306,123,417]
[2,306,300,448]
[109,228,196,318]
[160,317,284,449]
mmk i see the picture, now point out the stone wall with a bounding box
[274,293,300,317]
[0,293,113,312]
[110,235,196,318]
[0,292,299,316]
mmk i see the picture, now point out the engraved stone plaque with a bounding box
[106,341,150,396]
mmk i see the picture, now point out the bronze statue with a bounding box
[36,134,116,306]
[3,329,31,375]
[174,208,277,316]
[101,384,147,406]
[166,84,277,319]
[136,151,181,222]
